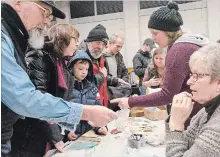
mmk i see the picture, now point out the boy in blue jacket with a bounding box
[66,50,108,140]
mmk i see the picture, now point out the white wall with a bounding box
[55,1,71,24]
[55,0,220,68]
[207,0,220,41]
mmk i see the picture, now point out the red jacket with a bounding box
[93,57,108,107]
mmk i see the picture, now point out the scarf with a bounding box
[56,59,68,89]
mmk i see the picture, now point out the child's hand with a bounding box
[68,132,78,141]
[55,141,65,153]
[98,127,108,135]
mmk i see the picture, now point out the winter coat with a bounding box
[11,42,73,157]
[67,51,102,135]
[85,49,118,107]
[133,50,152,86]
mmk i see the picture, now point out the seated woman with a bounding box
[166,43,220,157]
[11,24,80,157]
[142,48,166,89]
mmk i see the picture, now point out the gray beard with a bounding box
[90,52,103,59]
[28,28,45,49]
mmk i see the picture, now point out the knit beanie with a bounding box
[148,2,183,32]
[85,24,109,45]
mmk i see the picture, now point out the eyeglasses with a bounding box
[189,73,210,82]
[33,2,53,20]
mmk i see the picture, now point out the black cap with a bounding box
[143,38,156,49]
[85,24,109,45]
[40,1,66,19]
[148,2,183,32]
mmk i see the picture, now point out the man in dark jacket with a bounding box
[103,33,128,83]
[133,38,156,86]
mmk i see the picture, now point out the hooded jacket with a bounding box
[67,51,102,135]
[79,44,118,107]
[67,50,101,105]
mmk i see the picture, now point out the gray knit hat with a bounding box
[148,2,183,32]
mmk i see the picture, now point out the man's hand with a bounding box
[99,67,107,77]
[68,132,78,141]
[97,126,108,135]
[118,78,131,87]
[81,105,118,127]
[54,141,65,153]
[110,98,130,109]
[169,92,194,131]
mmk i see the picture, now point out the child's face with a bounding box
[73,61,89,81]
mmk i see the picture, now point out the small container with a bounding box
[128,134,145,149]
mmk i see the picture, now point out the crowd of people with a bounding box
[1,1,220,157]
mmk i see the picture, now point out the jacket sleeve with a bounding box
[107,75,118,87]
[26,50,49,93]
[39,121,64,145]
[128,44,200,108]
[133,53,145,77]
[95,100,102,106]
[1,31,82,131]
[120,56,129,82]
[93,126,108,135]
[95,72,105,88]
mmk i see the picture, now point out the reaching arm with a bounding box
[1,30,83,130]
[129,43,200,107]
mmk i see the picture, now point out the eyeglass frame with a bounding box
[32,2,53,20]
[189,73,210,82]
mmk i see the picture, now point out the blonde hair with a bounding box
[189,43,220,80]
[166,30,183,46]
[46,24,79,57]
[109,32,124,44]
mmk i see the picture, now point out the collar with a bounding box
[2,3,29,52]
[202,94,220,121]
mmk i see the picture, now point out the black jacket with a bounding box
[103,52,129,82]
[133,49,152,85]
[11,43,73,157]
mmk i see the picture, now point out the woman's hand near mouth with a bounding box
[169,92,195,131]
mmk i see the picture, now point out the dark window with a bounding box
[96,1,123,15]
[70,1,95,18]
[140,0,202,10]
